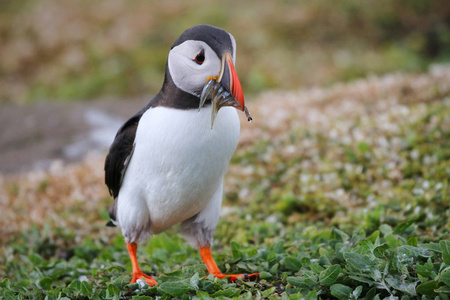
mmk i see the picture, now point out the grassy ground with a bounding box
[1,0,450,103]
[1,66,450,299]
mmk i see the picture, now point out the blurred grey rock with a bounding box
[0,97,149,174]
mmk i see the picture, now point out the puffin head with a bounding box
[167,25,245,111]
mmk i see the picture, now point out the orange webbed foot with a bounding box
[127,243,158,287]
[130,271,158,286]
[200,247,259,283]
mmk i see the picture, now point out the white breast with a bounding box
[117,106,240,235]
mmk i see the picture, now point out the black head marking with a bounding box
[151,25,235,109]
[171,24,234,58]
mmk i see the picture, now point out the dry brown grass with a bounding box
[0,155,112,247]
[240,65,450,145]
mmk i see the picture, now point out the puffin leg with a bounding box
[127,243,158,286]
[200,247,259,281]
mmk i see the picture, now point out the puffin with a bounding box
[104,24,258,286]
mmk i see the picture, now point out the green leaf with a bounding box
[373,243,390,258]
[158,281,193,297]
[310,263,324,274]
[132,296,153,300]
[231,242,242,259]
[38,277,52,290]
[365,287,377,299]
[269,263,279,275]
[81,281,93,295]
[441,270,450,287]
[319,265,341,286]
[266,251,276,261]
[379,224,393,235]
[260,271,273,279]
[319,256,332,267]
[15,279,32,289]
[107,284,121,295]
[111,275,132,288]
[416,259,433,277]
[349,274,375,285]
[416,280,439,296]
[394,221,414,234]
[352,285,363,298]
[420,242,441,253]
[367,230,380,243]
[284,256,301,272]
[272,241,284,253]
[331,227,349,242]
[29,253,43,266]
[440,240,450,264]
[0,278,11,289]
[385,275,417,295]
[196,291,211,300]
[305,290,318,300]
[300,256,311,266]
[181,293,191,300]
[319,247,333,259]
[330,284,352,300]
[385,233,399,247]
[159,269,183,280]
[407,236,418,247]
[344,252,377,272]
[435,285,450,294]
[190,272,200,290]
[301,269,318,286]
[68,279,82,292]
[398,245,432,259]
[287,276,303,287]
[212,288,241,297]
[261,287,276,298]
[3,291,19,300]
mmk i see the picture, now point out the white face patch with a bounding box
[168,40,222,97]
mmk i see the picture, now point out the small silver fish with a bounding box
[199,79,253,129]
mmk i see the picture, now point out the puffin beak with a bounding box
[199,52,252,128]
[218,53,245,111]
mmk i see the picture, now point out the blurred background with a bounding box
[1,0,450,173]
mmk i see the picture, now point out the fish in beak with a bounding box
[199,53,252,128]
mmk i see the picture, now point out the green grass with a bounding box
[1,86,450,298]
[3,229,450,300]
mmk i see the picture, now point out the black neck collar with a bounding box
[149,66,211,110]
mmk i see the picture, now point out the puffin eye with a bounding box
[194,50,205,65]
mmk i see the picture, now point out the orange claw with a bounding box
[200,247,259,282]
[127,243,158,286]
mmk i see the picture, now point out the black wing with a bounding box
[104,110,146,225]
[105,114,141,198]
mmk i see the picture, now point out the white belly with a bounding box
[117,106,240,234]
